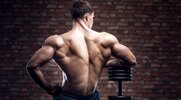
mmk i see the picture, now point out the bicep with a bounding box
[27,46,55,68]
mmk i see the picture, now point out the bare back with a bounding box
[26,2,136,98]
[51,31,112,95]
[27,28,136,97]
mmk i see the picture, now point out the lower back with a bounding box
[57,58,101,95]
[62,77,98,96]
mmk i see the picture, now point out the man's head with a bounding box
[71,0,94,28]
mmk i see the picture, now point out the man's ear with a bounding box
[84,13,90,21]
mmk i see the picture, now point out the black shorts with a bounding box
[52,90,100,100]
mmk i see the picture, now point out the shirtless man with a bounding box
[26,0,136,100]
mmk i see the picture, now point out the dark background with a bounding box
[0,0,181,100]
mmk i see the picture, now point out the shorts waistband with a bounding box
[60,90,99,99]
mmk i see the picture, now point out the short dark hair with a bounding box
[71,0,94,19]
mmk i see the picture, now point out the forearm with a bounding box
[26,66,51,91]
[106,59,122,68]
[26,46,62,95]
[106,58,136,68]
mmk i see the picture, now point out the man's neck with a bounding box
[72,19,93,33]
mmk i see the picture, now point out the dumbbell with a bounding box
[108,66,133,100]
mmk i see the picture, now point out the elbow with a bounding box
[26,65,33,71]
[26,62,38,72]
[124,55,137,67]
[130,59,137,66]
[26,64,33,73]
[129,57,137,66]
[125,60,136,67]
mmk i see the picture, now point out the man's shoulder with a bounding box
[99,32,115,37]
[43,34,64,48]
[99,32,119,47]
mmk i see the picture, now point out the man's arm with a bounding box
[26,46,54,90]
[111,43,137,66]
[103,33,137,67]
[26,36,62,95]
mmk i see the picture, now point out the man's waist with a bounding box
[62,79,98,95]
[62,86,96,96]
[59,89,99,99]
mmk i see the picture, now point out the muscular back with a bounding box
[27,27,135,96]
[48,31,112,95]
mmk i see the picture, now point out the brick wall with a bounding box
[0,0,181,100]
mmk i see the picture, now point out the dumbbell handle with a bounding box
[118,81,122,96]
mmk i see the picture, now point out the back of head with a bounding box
[71,0,94,19]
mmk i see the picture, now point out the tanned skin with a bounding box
[26,12,136,96]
